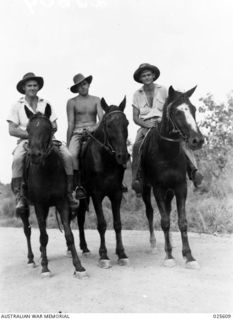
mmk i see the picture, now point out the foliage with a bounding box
[198,93,233,177]
[1,94,233,234]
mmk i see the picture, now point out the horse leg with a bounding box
[109,192,128,265]
[92,194,111,268]
[175,185,199,269]
[142,184,156,250]
[77,199,90,255]
[19,206,35,267]
[56,201,87,278]
[34,204,51,276]
[153,188,176,267]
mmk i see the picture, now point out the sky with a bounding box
[0,0,233,183]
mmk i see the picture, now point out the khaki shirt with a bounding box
[132,84,168,120]
[7,96,57,130]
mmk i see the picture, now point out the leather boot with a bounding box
[131,142,142,197]
[74,170,87,200]
[186,156,203,188]
[67,175,79,210]
[191,170,204,188]
[122,183,128,193]
[11,177,27,213]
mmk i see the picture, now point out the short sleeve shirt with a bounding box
[132,84,168,119]
[7,96,57,130]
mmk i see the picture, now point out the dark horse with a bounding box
[22,104,86,278]
[141,86,204,269]
[75,97,129,268]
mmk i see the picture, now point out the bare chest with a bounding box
[74,99,97,116]
[145,91,154,107]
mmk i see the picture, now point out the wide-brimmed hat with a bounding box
[16,72,44,94]
[70,73,93,93]
[133,63,160,83]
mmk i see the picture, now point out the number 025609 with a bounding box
[213,315,231,319]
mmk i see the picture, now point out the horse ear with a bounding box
[44,103,52,119]
[119,96,126,111]
[185,86,197,98]
[100,98,109,113]
[168,86,177,101]
[24,105,34,119]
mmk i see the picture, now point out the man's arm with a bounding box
[133,107,155,128]
[52,120,57,133]
[8,121,28,139]
[90,98,104,131]
[97,99,104,122]
[66,100,75,146]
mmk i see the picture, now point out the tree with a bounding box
[197,92,233,176]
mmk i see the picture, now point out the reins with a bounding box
[86,110,126,155]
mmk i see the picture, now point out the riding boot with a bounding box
[11,177,27,213]
[131,142,143,196]
[186,156,203,187]
[74,170,87,200]
[122,183,128,193]
[66,175,79,210]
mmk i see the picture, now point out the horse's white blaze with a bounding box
[177,103,198,132]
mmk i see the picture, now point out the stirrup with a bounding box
[15,197,28,215]
[131,179,142,194]
[75,186,87,200]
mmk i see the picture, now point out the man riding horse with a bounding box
[131,63,203,196]
[66,73,104,199]
[7,72,78,212]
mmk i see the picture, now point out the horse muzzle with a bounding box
[188,133,204,150]
[115,151,130,166]
[28,151,45,165]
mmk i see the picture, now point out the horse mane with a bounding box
[95,105,122,133]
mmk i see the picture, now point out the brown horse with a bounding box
[22,104,86,278]
[141,86,204,268]
[75,97,130,268]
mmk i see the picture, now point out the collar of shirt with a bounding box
[138,83,162,93]
[18,96,44,113]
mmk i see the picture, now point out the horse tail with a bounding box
[55,208,63,233]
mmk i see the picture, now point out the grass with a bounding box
[1,159,233,234]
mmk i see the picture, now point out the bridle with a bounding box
[86,110,127,155]
[26,114,54,159]
[159,96,191,143]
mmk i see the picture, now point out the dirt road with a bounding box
[0,227,232,313]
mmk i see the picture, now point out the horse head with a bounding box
[25,104,53,164]
[100,96,129,166]
[163,86,204,150]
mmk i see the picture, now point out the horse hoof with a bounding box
[186,260,200,270]
[73,271,88,279]
[118,258,129,266]
[41,271,52,278]
[163,258,176,268]
[27,262,36,268]
[66,250,72,258]
[98,259,112,269]
[82,251,91,257]
[150,247,158,255]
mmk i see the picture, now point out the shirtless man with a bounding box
[66,73,104,199]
